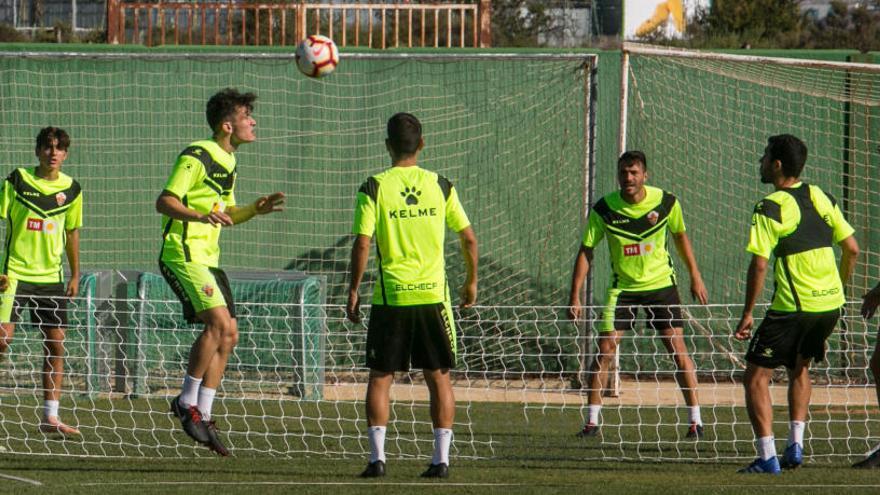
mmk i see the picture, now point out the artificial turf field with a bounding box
[0,398,877,493]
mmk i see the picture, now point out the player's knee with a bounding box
[0,336,10,354]
[217,320,238,350]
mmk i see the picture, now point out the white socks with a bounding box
[44,399,59,420]
[688,406,702,426]
[757,436,776,460]
[432,428,453,466]
[587,404,601,425]
[181,374,202,407]
[789,421,805,447]
[198,386,217,421]
[368,426,386,463]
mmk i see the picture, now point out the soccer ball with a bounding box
[295,35,339,78]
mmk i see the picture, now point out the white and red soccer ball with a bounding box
[295,35,339,78]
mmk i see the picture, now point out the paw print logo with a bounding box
[401,186,421,205]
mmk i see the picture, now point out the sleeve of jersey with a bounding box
[581,210,605,248]
[667,199,686,233]
[163,155,204,199]
[0,180,12,220]
[66,190,84,231]
[829,204,855,243]
[445,187,471,232]
[746,202,780,259]
[352,192,376,237]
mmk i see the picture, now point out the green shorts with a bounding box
[158,260,235,324]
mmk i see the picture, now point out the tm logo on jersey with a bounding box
[623,242,656,257]
[26,218,57,234]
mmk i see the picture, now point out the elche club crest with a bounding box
[55,192,67,206]
[647,210,659,225]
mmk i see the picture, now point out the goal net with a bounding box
[0,49,596,459]
[613,43,880,461]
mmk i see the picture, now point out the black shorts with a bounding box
[602,285,684,332]
[365,302,457,372]
[7,282,68,328]
[745,309,841,369]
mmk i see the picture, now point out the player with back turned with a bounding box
[347,113,478,479]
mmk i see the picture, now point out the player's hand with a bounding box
[254,192,285,215]
[346,290,361,324]
[200,210,234,227]
[0,275,8,292]
[568,296,581,320]
[459,281,477,309]
[861,285,880,319]
[691,275,708,305]
[734,313,753,341]
[66,274,79,298]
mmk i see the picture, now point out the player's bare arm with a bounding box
[156,191,233,226]
[65,228,80,298]
[862,283,880,319]
[567,245,593,320]
[672,231,708,304]
[734,254,768,341]
[457,226,478,309]
[346,234,371,323]
[837,235,859,290]
[227,192,286,224]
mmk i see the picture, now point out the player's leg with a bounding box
[160,260,229,446]
[658,326,702,437]
[854,338,880,468]
[0,277,20,358]
[578,289,628,437]
[413,301,456,478]
[360,304,409,478]
[738,311,793,474]
[782,309,837,469]
[649,286,702,438]
[362,369,393,477]
[30,283,79,435]
[635,2,671,37]
[781,356,810,469]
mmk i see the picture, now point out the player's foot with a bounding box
[204,420,230,457]
[169,395,210,444]
[420,463,449,478]
[780,443,803,469]
[576,423,599,438]
[685,423,704,440]
[853,449,880,469]
[39,416,80,436]
[737,457,781,474]
[360,460,386,478]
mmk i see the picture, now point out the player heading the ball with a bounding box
[347,113,478,479]
[568,150,709,441]
[157,88,285,456]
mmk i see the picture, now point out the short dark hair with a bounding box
[206,88,257,131]
[618,150,647,170]
[386,113,422,156]
[766,134,808,178]
[35,127,70,151]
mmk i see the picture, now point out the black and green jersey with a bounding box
[160,139,237,267]
[582,186,685,291]
[747,182,853,312]
[0,167,83,283]
[352,166,470,306]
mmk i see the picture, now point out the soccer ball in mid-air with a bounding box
[295,35,339,78]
